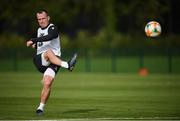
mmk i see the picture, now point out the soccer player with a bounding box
[26,10,77,115]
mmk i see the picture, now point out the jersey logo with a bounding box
[40,33,45,37]
[38,42,43,47]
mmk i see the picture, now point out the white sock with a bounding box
[61,61,69,68]
[37,102,45,111]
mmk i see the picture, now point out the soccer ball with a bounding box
[145,21,161,37]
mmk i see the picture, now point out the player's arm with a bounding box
[31,25,59,43]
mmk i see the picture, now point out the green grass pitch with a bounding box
[0,72,180,120]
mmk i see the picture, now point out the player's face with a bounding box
[36,12,50,28]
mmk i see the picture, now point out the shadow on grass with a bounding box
[62,109,99,114]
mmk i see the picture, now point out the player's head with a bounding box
[36,9,50,28]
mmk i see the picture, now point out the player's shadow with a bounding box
[62,108,98,114]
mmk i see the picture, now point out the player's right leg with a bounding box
[44,49,77,71]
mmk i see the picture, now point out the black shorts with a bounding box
[33,54,60,74]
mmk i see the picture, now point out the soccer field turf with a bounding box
[0,72,180,120]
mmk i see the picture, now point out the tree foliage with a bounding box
[0,0,179,49]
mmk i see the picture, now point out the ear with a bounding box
[48,16,50,21]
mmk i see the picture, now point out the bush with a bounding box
[0,33,25,49]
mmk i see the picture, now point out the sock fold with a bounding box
[37,102,45,111]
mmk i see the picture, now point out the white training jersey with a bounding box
[36,23,61,56]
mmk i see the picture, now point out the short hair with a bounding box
[36,9,49,16]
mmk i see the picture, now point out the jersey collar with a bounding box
[40,23,50,30]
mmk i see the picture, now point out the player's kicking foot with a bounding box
[68,53,77,71]
[36,109,43,116]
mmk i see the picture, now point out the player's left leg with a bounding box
[44,49,66,68]
[36,67,56,115]
[44,49,77,71]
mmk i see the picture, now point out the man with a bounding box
[26,10,77,115]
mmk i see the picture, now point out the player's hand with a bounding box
[32,44,36,48]
[26,40,33,47]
